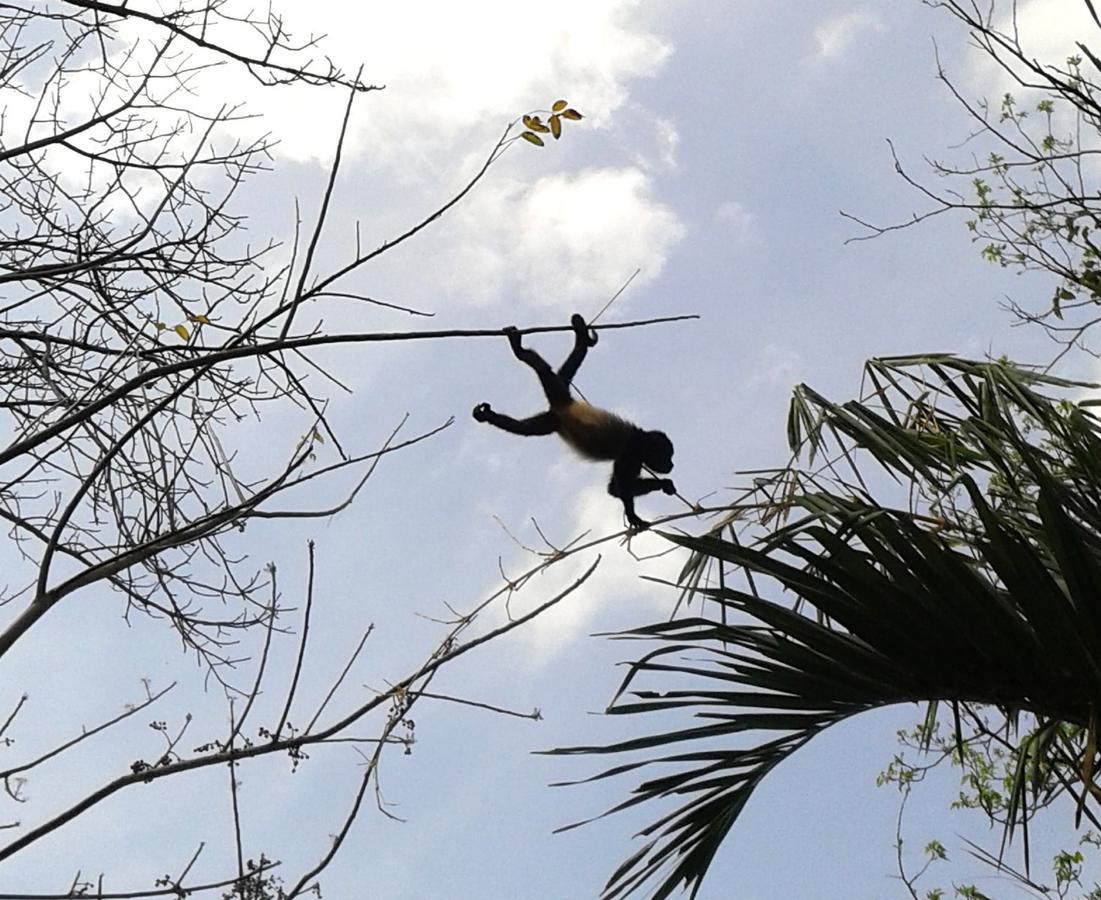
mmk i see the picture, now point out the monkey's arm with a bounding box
[472,404,557,436]
[618,479,675,530]
[633,477,677,496]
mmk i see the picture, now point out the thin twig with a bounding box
[414,690,542,720]
[275,541,316,740]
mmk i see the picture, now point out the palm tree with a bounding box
[553,355,1101,898]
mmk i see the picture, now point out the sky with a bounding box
[2,1,1098,898]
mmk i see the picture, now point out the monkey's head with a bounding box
[641,430,674,473]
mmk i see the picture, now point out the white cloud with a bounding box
[166,0,683,318]
[812,10,885,60]
[651,116,680,169]
[999,0,1094,63]
[13,2,684,334]
[501,484,684,667]
[207,0,673,166]
[965,0,1096,97]
[618,109,680,171]
[13,19,219,205]
[745,344,802,390]
[715,199,758,244]
[433,166,685,309]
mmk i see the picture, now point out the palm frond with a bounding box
[550,357,1101,898]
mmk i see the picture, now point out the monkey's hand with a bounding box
[472,402,493,422]
[570,313,598,347]
[661,479,677,495]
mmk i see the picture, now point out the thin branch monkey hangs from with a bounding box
[472,314,675,529]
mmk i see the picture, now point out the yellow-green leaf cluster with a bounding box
[519,99,583,148]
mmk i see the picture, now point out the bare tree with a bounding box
[0,3,648,896]
[845,0,1101,365]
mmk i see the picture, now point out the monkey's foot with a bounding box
[502,325,523,353]
[570,313,598,347]
[661,479,677,495]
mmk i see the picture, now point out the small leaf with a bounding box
[153,321,166,332]
[173,323,190,340]
[521,132,545,146]
[550,114,562,139]
[188,314,211,325]
[552,99,568,112]
[1054,287,1074,319]
[522,114,538,129]
[561,108,583,121]
[526,115,550,133]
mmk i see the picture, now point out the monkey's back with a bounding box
[556,401,635,461]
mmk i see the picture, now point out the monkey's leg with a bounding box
[506,338,571,406]
[474,408,557,436]
[607,469,649,529]
[558,315,597,386]
[619,495,647,530]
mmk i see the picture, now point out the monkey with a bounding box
[472,313,675,530]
